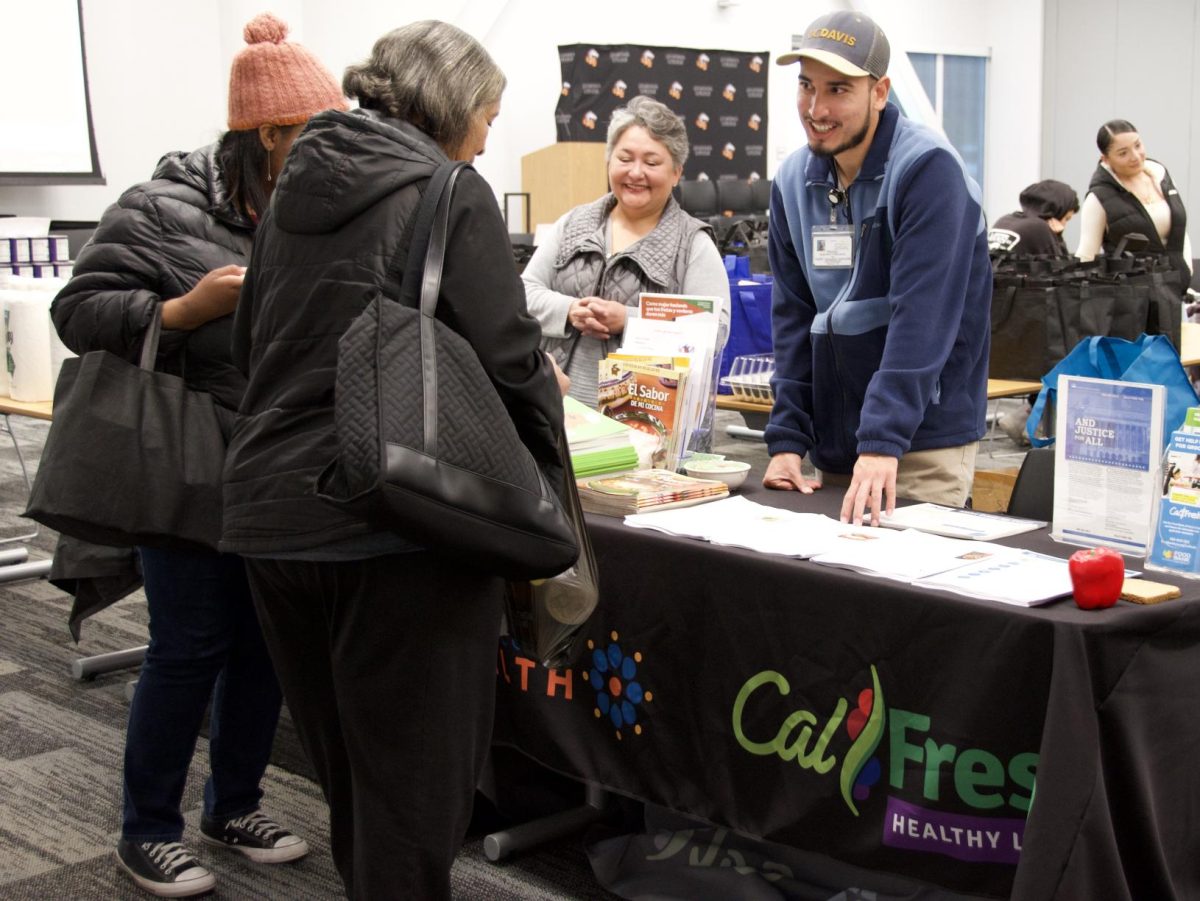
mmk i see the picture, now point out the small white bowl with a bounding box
[683,459,751,490]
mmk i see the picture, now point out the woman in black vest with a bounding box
[1076,119,1193,283]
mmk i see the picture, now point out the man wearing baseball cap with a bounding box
[764,11,991,525]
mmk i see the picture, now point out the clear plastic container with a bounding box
[720,353,774,405]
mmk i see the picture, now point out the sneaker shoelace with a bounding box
[143,841,198,874]
[228,811,285,842]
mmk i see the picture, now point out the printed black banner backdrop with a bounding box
[490,480,1200,899]
[556,43,769,182]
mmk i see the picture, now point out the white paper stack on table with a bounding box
[623,495,1080,607]
[625,494,850,557]
[879,503,1046,540]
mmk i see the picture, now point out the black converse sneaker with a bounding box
[199,810,309,863]
[115,839,216,897]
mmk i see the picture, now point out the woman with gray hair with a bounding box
[524,94,729,409]
[220,20,568,899]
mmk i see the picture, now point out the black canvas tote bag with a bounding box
[24,308,226,551]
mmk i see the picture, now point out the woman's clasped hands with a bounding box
[568,296,628,340]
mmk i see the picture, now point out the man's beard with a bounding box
[808,114,870,159]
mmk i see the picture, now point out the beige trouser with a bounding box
[818,442,979,507]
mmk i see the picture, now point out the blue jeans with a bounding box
[122,547,283,842]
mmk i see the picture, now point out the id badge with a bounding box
[811,225,854,268]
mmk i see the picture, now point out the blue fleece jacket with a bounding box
[765,103,991,474]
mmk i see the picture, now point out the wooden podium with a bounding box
[521,142,608,230]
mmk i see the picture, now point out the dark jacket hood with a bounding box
[1018,179,1079,220]
[270,109,444,235]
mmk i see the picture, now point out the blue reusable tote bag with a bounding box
[1027,334,1198,447]
[718,255,773,392]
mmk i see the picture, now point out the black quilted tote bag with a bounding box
[316,162,579,581]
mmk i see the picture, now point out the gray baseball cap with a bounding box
[777,11,890,79]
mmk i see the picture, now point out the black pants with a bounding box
[245,553,503,900]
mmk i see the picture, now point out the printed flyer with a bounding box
[1052,375,1164,556]
[597,357,689,469]
[1147,426,1200,577]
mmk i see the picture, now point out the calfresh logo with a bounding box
[732,666,884,815]
[732,666,1035,865]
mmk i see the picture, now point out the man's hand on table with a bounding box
[840,453,898,526]
[763,452,822,494]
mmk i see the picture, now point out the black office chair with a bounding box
[677,179,718,219]
[1006,447,1055,521]
[715,179,755,219]
[750,177,771,213]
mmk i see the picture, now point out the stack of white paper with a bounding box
[914,549,1075,607]
[622,496,1085,608]
[808,528,1012,583]
[879,504,1046,540]
[624,494,848,557]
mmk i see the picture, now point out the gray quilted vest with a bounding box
[543,193,712,406]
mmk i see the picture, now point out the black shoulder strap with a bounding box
[380,160,467,307]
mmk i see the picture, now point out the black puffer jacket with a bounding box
[50,145,253,413]
[220,110,563,554]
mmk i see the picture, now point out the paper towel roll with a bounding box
[6,295,54,401]
[0,291,15,396]
[49,323,76,389]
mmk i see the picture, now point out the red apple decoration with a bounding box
[1068,547,1124,610]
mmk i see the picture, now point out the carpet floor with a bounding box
[0,413,616,900]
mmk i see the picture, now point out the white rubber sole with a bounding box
[199,832,310,864]
[115,850,216,898]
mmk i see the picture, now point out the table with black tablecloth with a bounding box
[491,474,1200,900]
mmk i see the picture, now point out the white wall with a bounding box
[863,0,1044,221]
[1043,0,1200,255]
[1,0,1044,227]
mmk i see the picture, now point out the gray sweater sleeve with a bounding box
[521,214,576,338]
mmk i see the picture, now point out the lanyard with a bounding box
[828,186,851,225]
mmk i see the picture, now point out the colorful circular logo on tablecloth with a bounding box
[585,631,651,739]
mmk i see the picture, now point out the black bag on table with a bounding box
[989,247,1184,380]
[24,308,226,551]
[988,276,1056,379]
[316,162,579,582]
[1140,260,1184,351]
[1048,276,1150,361]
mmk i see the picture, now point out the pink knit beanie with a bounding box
[227,12,347,130]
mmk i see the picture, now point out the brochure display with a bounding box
[598,292,723,470]
[1052,375,1164,556]
[1147,410,1200,577]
